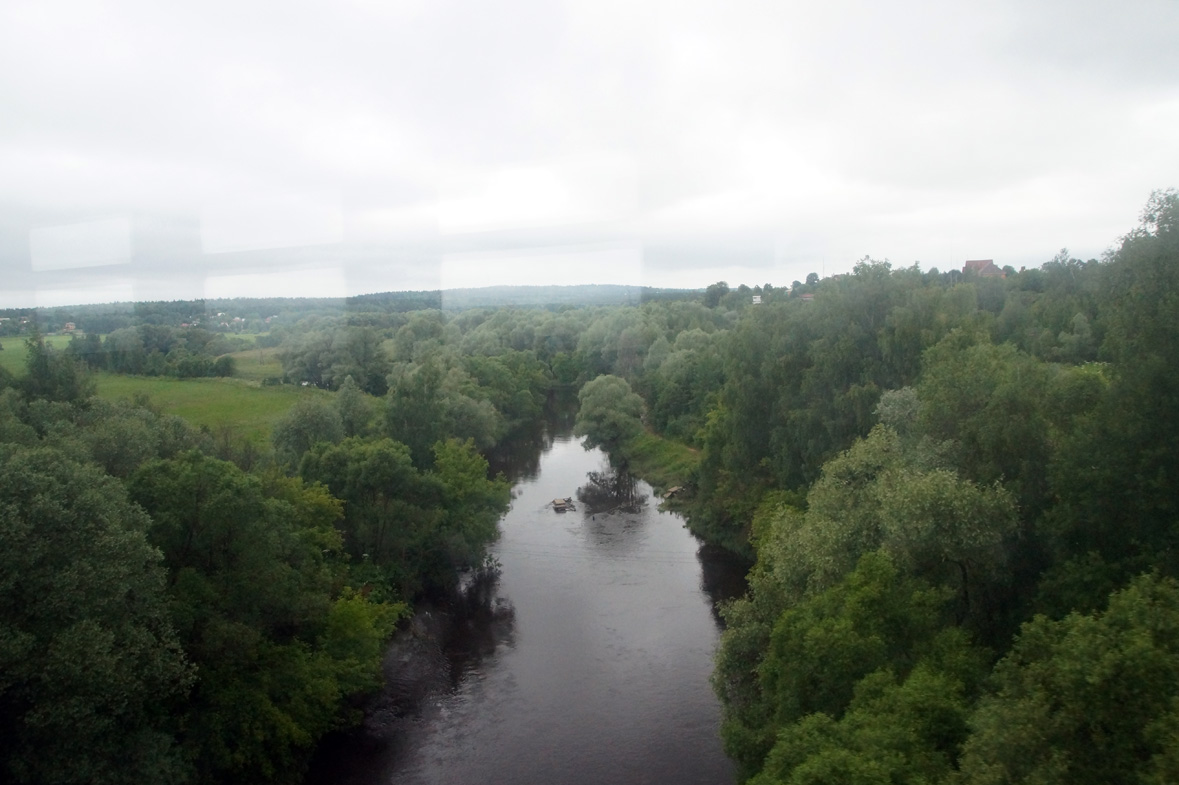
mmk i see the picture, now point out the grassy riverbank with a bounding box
[623,431,699,492]
[619,431,752,555]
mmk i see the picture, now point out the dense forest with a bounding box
[700,191,1179,784]
[2,190,1178,783]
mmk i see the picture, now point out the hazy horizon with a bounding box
[1,281,715,312]
[3,0,1177,307]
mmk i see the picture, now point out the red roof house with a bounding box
[963,259,1005,278]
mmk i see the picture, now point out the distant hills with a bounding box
[352,284,700,310]
[0,284,705,333]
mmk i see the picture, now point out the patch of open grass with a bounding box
[94,373,326,445]
[227,345,284,382]
[624,431,700,492]
[0,335,75,377]
[1,334,308,445]
[0,339,27,377]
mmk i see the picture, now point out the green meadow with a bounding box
[94,373,322,445]
[0,342,24,377]
[0,335,73,376]
[2,336,308,445]
[226,345,285,382]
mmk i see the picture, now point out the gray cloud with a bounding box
[1,0,1176,306]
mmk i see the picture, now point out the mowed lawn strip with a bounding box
[94,373,323,445]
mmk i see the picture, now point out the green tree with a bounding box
[758,553,955,730]
[383,356,506,467]
[717,551,981,782]
[328,326,391,395]
[704,281,731,308]
[748,425,1016,627]
[272,396,345,465]
[0,446,193,784]
[1040,190,1179,608]
[299,437,445,595]
[917,333,1053,516]
[335,375,374,437]
[574,374,645,453]
[103,327,146,374]
[20,333,95,403]
[752,661,976,785]
[432,438,511,566]
[959,574,1179,785]
[128,452,395,783]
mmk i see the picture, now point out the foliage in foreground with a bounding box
[712,190,1179,784]
[0,446,193,784]
[0,331,512,783]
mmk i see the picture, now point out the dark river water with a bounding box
[308,412,748,785]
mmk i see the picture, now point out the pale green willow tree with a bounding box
[574,374,645,453]
[750,425,1016,616]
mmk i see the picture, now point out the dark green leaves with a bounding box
[0,446,192,785]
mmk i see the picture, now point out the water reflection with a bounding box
[576,464,647,515]
[486,390,579,483]
[308,412,745,785]
[434,567,516,688]
[305,567,515,785]
[697,543,753,625]
[486,420,548,483]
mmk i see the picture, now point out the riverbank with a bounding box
[619,430,698,492]
[610,430,753,557]
[305,435,743,785]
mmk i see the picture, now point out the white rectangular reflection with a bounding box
[29,217,132,271]
[201,191,343,253]
[204,267,349,299]
[440,244,643,290]
[28,282,135,308]
[439,156,638,234]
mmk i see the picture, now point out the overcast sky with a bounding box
[2,0,1177,307]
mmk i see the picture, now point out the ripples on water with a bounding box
[308,435,748,785]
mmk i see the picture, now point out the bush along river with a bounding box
[308,413,749,784]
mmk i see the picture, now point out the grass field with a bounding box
[95,373,324,445]
[0,341,24,377]
[1,335,311,445]
[624,431,700,492]
[227,345,284,382]
[0,335,73,376]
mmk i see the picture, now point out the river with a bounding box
[308,413,748,784]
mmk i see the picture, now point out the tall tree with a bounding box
[574,374,645,453]
[20,333,95,403]
[272,396,345,465]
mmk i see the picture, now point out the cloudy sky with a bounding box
[1,0,1177,307]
